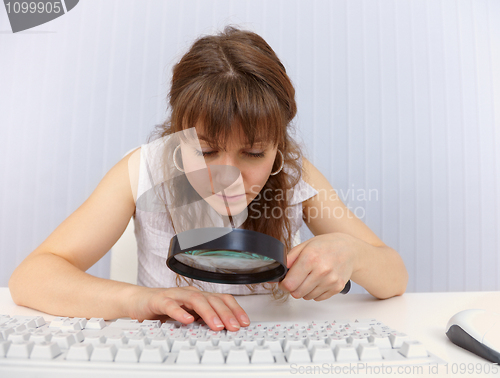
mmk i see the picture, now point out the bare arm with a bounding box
[8,148,249,331]
[9,149,140,319]
[279,157,408,300]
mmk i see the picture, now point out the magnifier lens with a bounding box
[174,249,280,274]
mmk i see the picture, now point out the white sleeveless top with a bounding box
[132,139,318,295]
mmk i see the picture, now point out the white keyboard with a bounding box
[0,314,446,377]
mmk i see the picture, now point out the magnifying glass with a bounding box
[167,227,351,294]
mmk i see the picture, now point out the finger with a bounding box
[279,253,312,293]
[183,285,201,292]
[180,306,202,320]
[217,294,250,327]
[313,279,348,301]
[172,291,225,331]
[290,273,320,299]
[161,298,196,324]
[314,289,336,301]
[302,283,327,300]
[286,239,312,268]
[206,296,243,331]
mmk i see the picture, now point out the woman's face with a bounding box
[180,126,278,216]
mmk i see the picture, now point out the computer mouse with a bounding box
[446,309,500,364]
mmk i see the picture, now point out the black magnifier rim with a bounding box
[167,228,287,284]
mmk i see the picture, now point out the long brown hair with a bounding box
[148,26,305,300]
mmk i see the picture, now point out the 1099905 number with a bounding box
[5,1,62,14]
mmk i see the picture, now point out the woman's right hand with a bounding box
[127,285,250,332]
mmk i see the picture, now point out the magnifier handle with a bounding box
[340,280,351,295]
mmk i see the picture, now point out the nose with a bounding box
[215,151,237,167]
[208,153,242,192]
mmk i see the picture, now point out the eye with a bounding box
[194,150,217,157]
[244,152,265,158]
[194,150,265,158]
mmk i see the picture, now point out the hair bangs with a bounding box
[175,75,284,149]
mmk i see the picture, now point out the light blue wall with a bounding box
[1,0,499,293]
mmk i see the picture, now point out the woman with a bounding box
[9,26,408,333]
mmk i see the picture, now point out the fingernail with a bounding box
[213,317,224,328]
[184,314,194,320]
[240,314,250,325]
[229,318,240,328]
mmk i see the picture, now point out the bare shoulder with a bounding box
[299,157,386,247]
[126,147,141,203]
[300,157,331,203]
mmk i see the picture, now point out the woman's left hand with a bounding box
[278,232,358,301]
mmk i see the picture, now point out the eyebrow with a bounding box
[197,135,266,145]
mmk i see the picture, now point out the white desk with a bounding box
[1,288,499,377]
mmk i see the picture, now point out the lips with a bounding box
[215,193,246,202]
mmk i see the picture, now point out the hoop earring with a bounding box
[173,145,185,172]
[270,150,284,176]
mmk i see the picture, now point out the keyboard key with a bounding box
[176,346,200,364]
[346,335,370,347]
[398,340,428,358]
[52,333,76,349]
[193,336,213,353]
[8,331,30,343]
[49,317,69,329]
[109,319,141,330]
[6,340,34,358]
[66,343,94,361]
[149,337,171,352]
[67,330,84,343]
[356,343,383,361]
[262,336,283,352]
[334,344,359,362]
[85,318,106,330]
[201,346,225,364]
[350,322,372,330]
[90,344,117,362]
[0,340,11,357]
[124,329,144,337]
[218,337,237,353]
[282,337,304,352]
[389,332,410,348]
[141,320,161,328]
[13,316,46,328]
[139,345,166,363]
[60,319,82,331]
[368,334,392,348]
[127,335,150,351]
[171,337,191,352]
[0,316,10,327]
[250,345,274,364]
[305,336,325,350]
[105,334,127,346]
[326,336,347,348]
[0,327,16,339]
[115,344,141,362]
[144,329,163,338]
[285,345,311,363]
[30,341,62,360]
[226,346,249,364]
[31,329,54,344]
[240,338,259,353]
[311,344,335,363]
[83,334,106,345]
